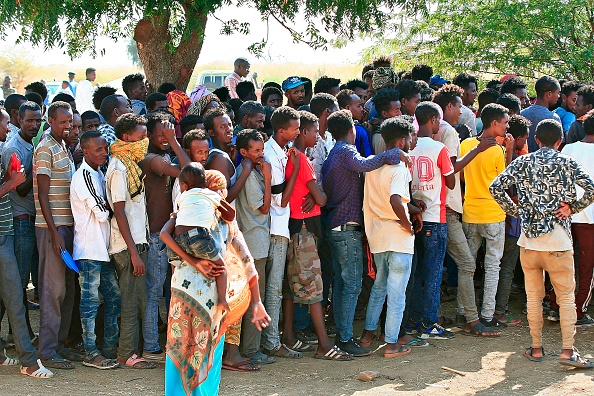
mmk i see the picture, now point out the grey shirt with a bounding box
[2,132,35,217]
[521,104,561,153]
[235,164,270,260]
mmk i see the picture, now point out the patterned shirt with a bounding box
[33,133,74,227]
[321,141,402,230]
[0,155,13,236]
[131,99,147,116]
[224,72,244,99]
[305,131,334,190]
[489,147,594,240]
[98,123,117,173]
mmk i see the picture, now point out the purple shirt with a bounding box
[322,141,402,230]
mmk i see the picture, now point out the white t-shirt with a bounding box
[434,120,463,213]
[364,162,414,254]
[561,142,594,224]
[70,160,110,261]
[175,188,221,229]
[459,105,477,136]
[106,158,149,255]
[518,223,573,252]
[264,138,290,239]
[409,137,455,223]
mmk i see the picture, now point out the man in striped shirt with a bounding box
[224,58,250,99]
[34,101,80,370]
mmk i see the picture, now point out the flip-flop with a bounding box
[248,351,276,365]
[384,344,411,358]
[121,354,156,369]
[524,347,545,362]
[358,333,377,348]
[82,355,119,370]
[266,344,302,359]
[559,352,594,369]
[20,359,54,379]
[463,322,502,337]
[314,345,353,361]
[222,360,260,372]
[501,313,522,326]
[403,338,429,347]
[286,340,315,352]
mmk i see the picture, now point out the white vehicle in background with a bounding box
[196,70,262,93]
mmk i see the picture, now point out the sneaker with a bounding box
[547,310,560,322]
[143,349,166,363]
[576,314,594,327]
[335,338,372,357]
[295,328,318,344]
[421,323,455,339]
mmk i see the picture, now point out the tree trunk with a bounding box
[133,8,207,92]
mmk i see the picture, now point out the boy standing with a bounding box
[105,113,155,369]
[490,119,594,368]
[521,76,561,152]
[71,130,120,369]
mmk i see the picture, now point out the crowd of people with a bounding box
[0,54,594,395]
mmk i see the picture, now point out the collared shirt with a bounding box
[131,99,147,116]
[71,159,110,261]
[490,147,594,240]
[263,137,290,238]
[305,131,334,190]
[2,132,35,216]
[224,72,244,99]
[321,141,402,230]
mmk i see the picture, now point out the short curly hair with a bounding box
[432,84,464,111]
[203,107,229,132]
[507,115,531,139]
[114,113,147,139]
[327,110,354,140]
[236,128,264,151]
[373,88,400,116]
[182,128,209,149]
[122,73,144,96]
[299,110,319,131]
[380,116,415,146]
[270,106,300,132]
[500,77,527,95]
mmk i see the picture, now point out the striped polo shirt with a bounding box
[0,163,14,236]
[33,133,74,227]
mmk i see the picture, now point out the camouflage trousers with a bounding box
[283,228,323,305]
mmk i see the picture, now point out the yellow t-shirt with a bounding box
[460,137,506,224]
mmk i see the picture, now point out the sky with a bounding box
[0,5,375,68]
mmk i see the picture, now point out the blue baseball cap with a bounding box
[282,76,305,92]
[430,74,449,86]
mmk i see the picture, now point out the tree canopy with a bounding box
[364,0,594,81]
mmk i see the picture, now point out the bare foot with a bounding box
[218,298,230,312]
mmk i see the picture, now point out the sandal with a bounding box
[0,354,19,366]
[403,338,429,347]
[222,360,260,372]
[266,344,302,359]
[314,345,353,361]
[384,344,411,358]
[286,340,315,352]
[500,312,522,326]
[559,349,594,369]
[41,356,75,370]
[82,354,119,370]
[248,351,276,365]
[121,353,156,369]
[524,347,545,362]
[60,348,85,362]
[463,322,501,337]
[20,359,54,379]
[358,333,377,348]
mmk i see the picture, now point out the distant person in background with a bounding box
[521,76,561,152]
[225,58,250,99]
[122,73,148,116]
[92,86,117,116]
[2,76,16,99]
[554,81,582,134]
[283,77,306,110]
[59,81,74,97]
[76,68,97,113]
[236,81,257,102]
[261,87,283,109]
[500,77,529,109]
[301,77,314,105]
[410,64,433,85]
[314,76,341,96]
[67,72,77,97]
[452,73,479,135]
[145,93,169,113]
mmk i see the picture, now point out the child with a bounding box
[172,162,235,312]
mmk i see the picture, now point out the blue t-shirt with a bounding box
[521,105,562,152]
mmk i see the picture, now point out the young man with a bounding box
[460,103,514,329]
[282,77,306,110]
[70,130,120,369]
[521,76,561,152]
[234,101,266,136]
[553,110,594,326]
[336,89,372,157]
[497,94,522,116]
[411,64,433,84]
[408,102,456,338]
[500,77,529,109]
[490,119,594,368]
[235,129,275,364]
[3,93,27,141]
[345,79,369,103]
[34,101,80,369]
[98,94,133,148]
[81,110,102,132]
[75,67,97,113]
[237,81,257,102]
[493,115,531,326]
[280,111,352,361]
[553,81,581,134]
[370,88,402,154]
[359,117,416,358]
[314,76,341,96]
[308,93,339,185]
[225,58,250,99]
[261,106,302,359]
[138,112,190,362]
[105,113,154,369]
[322,110,409,357]
[261,87,283,109]
[122,73,148,116]
[145,93,170,113]
[432,86,500,336]
[452,73,478,136]
[566,85,594,144]
[0,106,53,379]
[395,79,422,117]
[2,101,42,341]
[67,71,77,97]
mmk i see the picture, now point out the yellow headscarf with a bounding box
[110,138,149,198]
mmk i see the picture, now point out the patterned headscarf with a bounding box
[189,84,211,103]
[187,94,224,116]
[372,67,398,90]
[109,138,149,198]
[167,90,191,123]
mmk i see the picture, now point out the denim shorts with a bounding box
[170,226,222,262]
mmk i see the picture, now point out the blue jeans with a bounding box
[327,230,363,342]
[77,259,121,358]
[144,232,169,353]
[365,252,412,344]
[410,222,448,325]
[13,218,38,289]
[262,235,288,351]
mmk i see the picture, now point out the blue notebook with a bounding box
[60,247,79,273]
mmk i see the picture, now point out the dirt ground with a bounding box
[2,294,594,395]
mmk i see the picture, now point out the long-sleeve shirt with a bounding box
[489,147,594,240]
[224,72,243,99]
[321,141,402,229]
[76,79,95,113]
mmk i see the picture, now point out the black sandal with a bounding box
[524,347,545,362]
[463,322,501,337]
